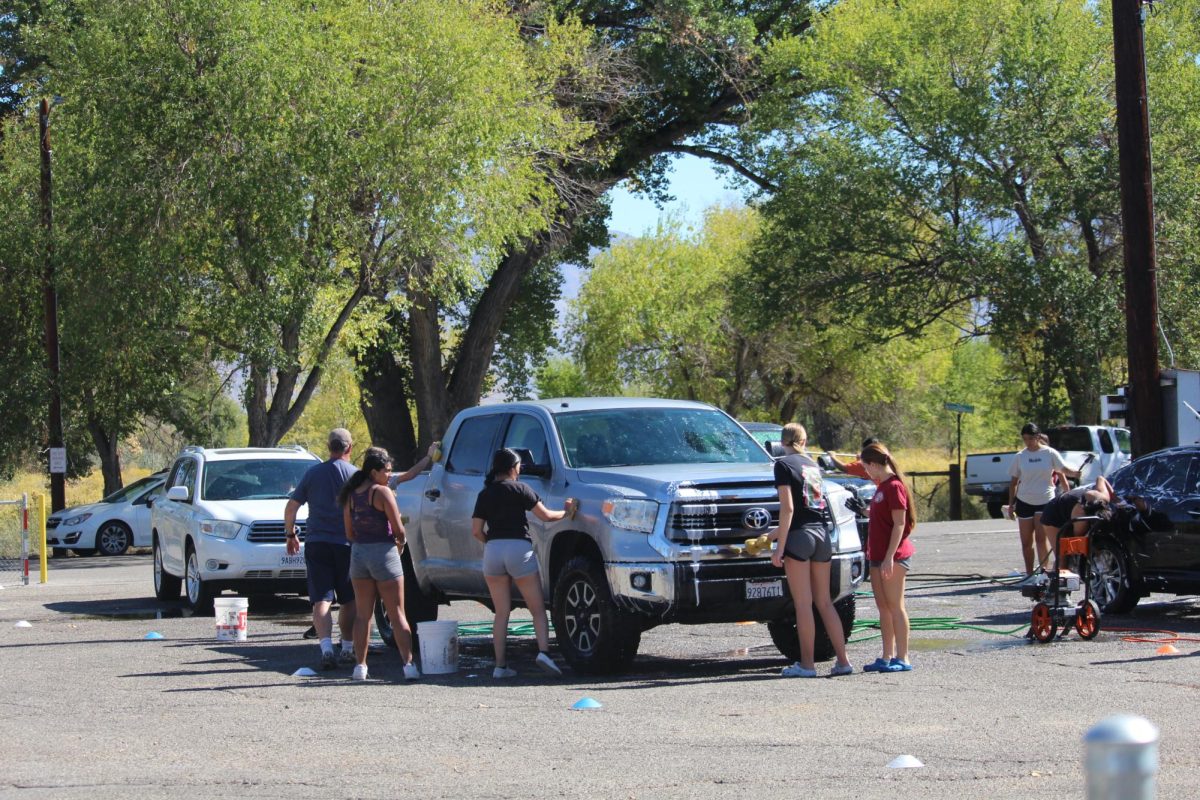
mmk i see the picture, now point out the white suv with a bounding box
[152,446,322,611]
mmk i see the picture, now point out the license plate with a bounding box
[745,579,784,600]
[280,554,305,568]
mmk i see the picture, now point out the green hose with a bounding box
[848,615,1027,643]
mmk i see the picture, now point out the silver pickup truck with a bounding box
[392,397,866,674]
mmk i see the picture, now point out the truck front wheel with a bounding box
[767,594,856,663]
[551,556,640,674]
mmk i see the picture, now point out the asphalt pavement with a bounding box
[1,519,1198,799]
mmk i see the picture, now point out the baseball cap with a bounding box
[328,428,353,451]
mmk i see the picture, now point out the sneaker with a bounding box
[493,666,518,679]
[781,663,818,678]
[403,662,421,681]
[862,657,890,673]
[351,664,368,681]
[885,658,913,672]
[830,662,854,677]
[338,648,356,665]
[320,650,338,671]
[535,652,563,676]
[302,625,317,640]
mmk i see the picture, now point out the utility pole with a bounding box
[40,98,66,512]
[1112,0,1164,458]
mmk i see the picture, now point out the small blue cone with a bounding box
[572,697,602,710]
[143,631,164,640]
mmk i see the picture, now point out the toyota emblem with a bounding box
[743,507,772,531]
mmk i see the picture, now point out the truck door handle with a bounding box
[424,489,441,500]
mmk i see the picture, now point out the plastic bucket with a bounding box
[417,620,459,674]
[214,597,249,641]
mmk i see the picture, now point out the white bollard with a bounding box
[1084,714,1159,800]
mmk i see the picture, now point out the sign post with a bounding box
[944,403,975,521]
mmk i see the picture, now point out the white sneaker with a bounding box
[351,664,368,681]
[493,666,518,679]
[403,662,421,681]
[535,652,563,676]
[781,662,817,678]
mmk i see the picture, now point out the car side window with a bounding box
[1189,456,1200,498]
[1098,429,1114,454]
[446,415,504,475]
[173,459,198,502]
[1130,454,1191,501]
[502,414,550,468]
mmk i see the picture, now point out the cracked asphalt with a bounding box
[1,519,1198,799]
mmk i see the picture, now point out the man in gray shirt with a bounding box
[285,429,358,669]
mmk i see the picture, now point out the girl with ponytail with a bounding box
[859,443,916,673]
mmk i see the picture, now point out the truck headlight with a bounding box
[62,512,93,526]
[200,520,245,540]
[602,498,658,533]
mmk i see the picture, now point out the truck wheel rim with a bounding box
[564,579,601,655]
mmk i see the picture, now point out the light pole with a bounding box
[40,97,66,512]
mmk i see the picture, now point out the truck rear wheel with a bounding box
[551,556,640,674]
[986,501,1004,519]
[767,594,856,663]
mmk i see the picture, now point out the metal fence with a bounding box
[0,496,30,587]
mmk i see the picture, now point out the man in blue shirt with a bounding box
[285,429,359,669]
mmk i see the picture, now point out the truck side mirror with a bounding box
[513,447,551,479]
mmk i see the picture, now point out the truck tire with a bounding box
[376,548,439,650]
[551,556,640,674]
[767,594,856,663]
[986,501,1004,519]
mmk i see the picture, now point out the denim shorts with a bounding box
[482,539,539,578]
[349,542,405,582]
[305,541,354,605]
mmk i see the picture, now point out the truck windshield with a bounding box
[557,408,771,468]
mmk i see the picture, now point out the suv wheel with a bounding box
[96,521,132,556]
[551,556,640,674]
[153,537,181,601]
[1087,535,1140,614]
[184,543,214,613]
[768,594,856,663]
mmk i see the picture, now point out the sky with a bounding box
[605,153,746,238]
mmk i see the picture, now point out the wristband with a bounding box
[286,531,298,539]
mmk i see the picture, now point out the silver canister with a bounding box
[1084,714,1159,800]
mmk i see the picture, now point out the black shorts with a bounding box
[783,522,832,563]
[305,541,354,605]
[1038,495,1078,531]
[1014,499,1047,520]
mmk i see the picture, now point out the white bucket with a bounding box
[417,620,458,674]
[214,596,249,642]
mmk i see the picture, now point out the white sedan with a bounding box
[47,472,166,557]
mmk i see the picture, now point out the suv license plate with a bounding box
[745,579,784,600]
[280,554,306,568]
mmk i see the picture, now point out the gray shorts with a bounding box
[869,557,913,572]
[349,542,405,582]
[783,522,832,563]
[483,539,539,578]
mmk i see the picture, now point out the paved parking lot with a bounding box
[2,519,1198,798]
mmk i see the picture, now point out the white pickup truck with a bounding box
[965,425,1131,518]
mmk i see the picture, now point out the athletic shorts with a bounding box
[349,542,405,582]
[1014,499,1047,520]
[305,541,354,605]
[482,538,539,578]
[782,522,832,563]
[1038,495,1078,530]
[868,557,913,572]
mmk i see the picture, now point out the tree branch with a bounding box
[662,144,778,192]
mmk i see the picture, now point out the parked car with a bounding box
[151,446,321,612]
[1086,445,1200,613]
[391,399,866,673]
[741,421,784,451]
[47,472,167,557]
[966,425,1131,518]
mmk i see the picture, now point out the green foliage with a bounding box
[535,357,590,400]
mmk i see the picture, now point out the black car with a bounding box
[1087,445,1200,613]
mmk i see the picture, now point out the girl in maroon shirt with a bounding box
[860,443,916,672]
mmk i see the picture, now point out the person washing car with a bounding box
[1007,423,1081,580]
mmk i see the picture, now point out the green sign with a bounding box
[944,402,975,414]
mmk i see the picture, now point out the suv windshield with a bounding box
[558,408,771,468]
[201,459,315,501]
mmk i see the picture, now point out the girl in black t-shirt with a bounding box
[472,448,577,678]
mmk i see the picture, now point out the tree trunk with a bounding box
[87,416,123,496]
[357,339,419,464]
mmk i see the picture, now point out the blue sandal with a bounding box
[885,658,913,672]
[863,657,890,673]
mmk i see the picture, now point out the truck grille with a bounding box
[247,521,305,543]
[667,485,779,545]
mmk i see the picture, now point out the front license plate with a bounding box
[745,579,784,600]
[280,554,306,568]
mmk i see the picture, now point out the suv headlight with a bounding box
[62,512,93,526]
[200,520,245,540]
[602,498,659,533]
